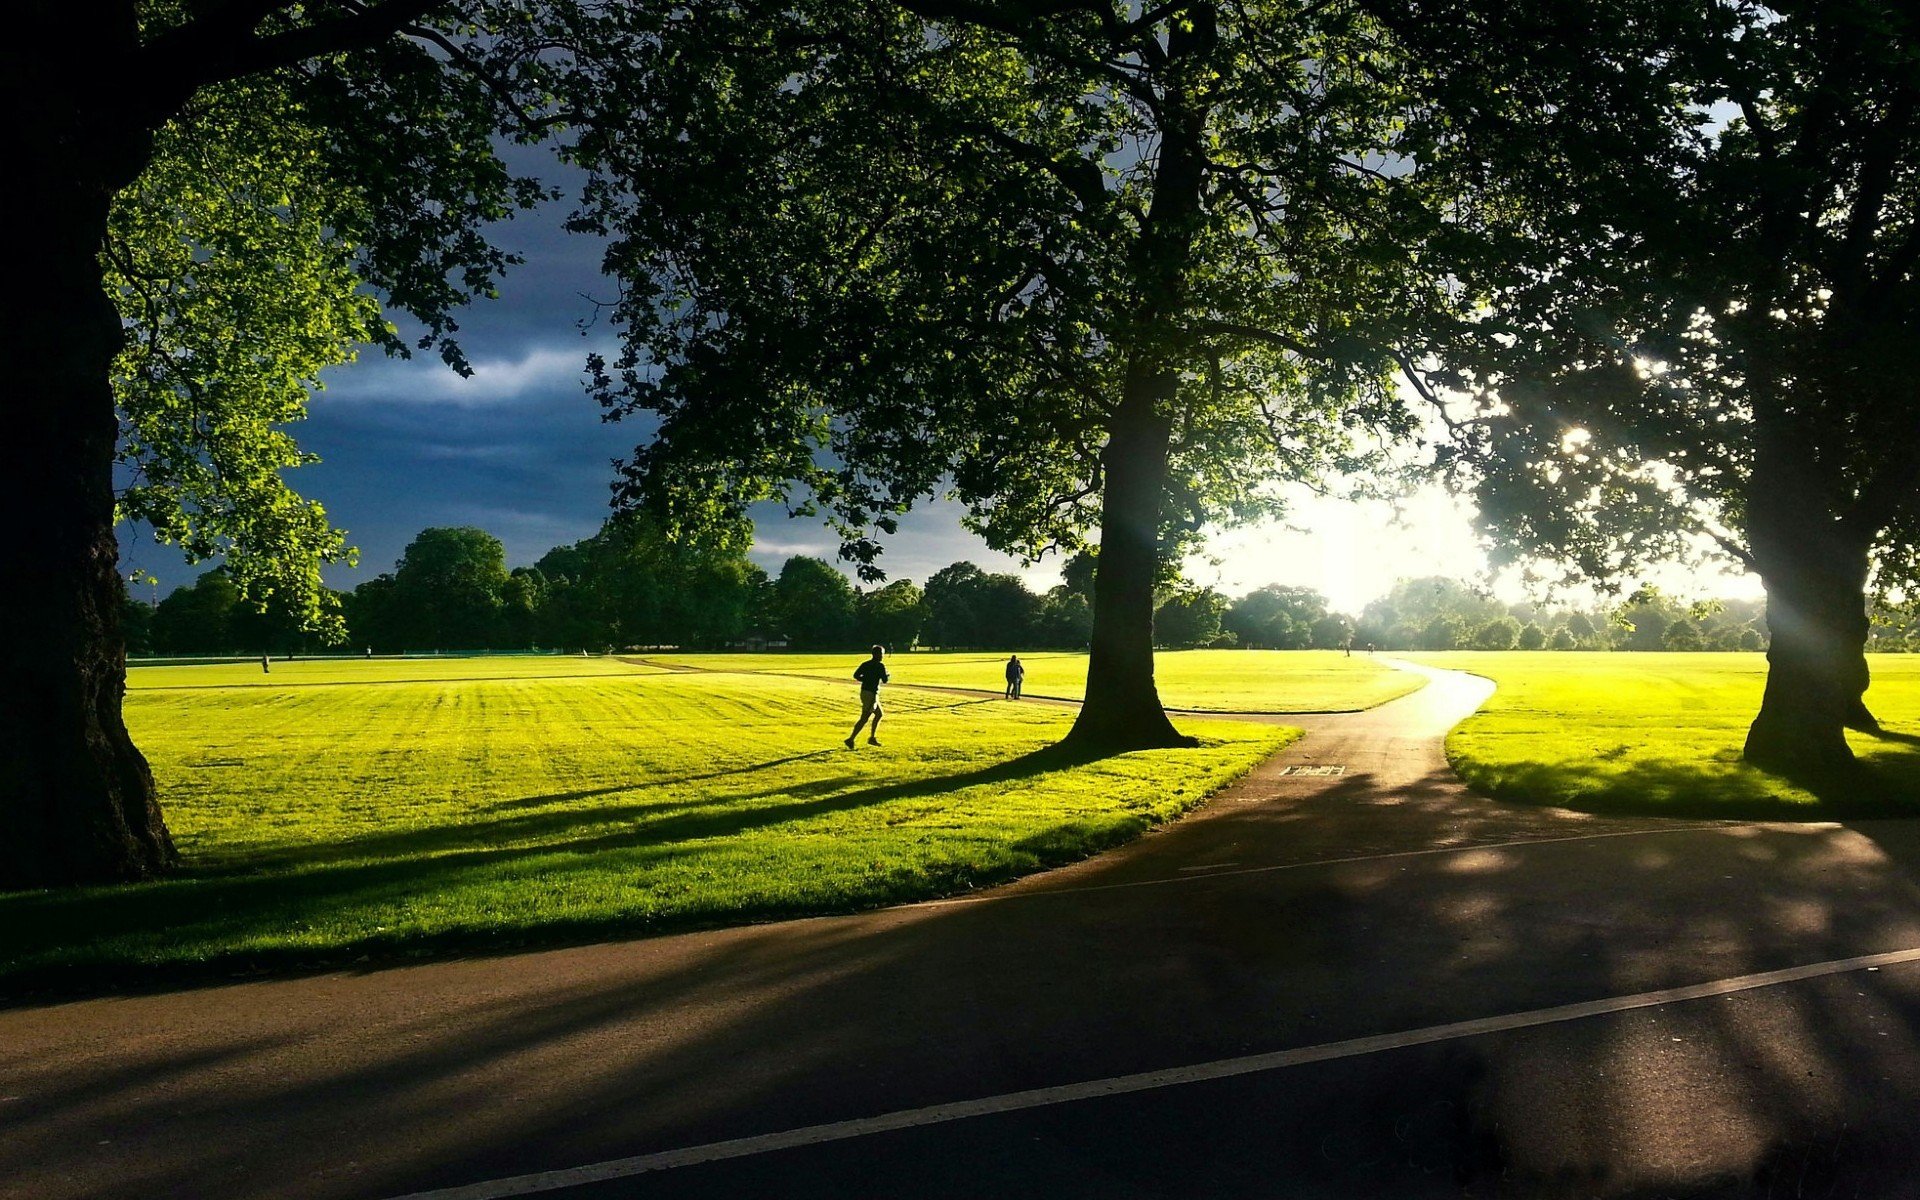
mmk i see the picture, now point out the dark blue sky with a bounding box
[119,151,1041,598]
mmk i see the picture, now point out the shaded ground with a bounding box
[8,664,1920,1199]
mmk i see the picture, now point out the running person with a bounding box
[845,645,889,748]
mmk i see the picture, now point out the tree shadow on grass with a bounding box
[0,744,1124,1001]
[1458,738,1920,822]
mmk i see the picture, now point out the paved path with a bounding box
[8,664,1920,1199]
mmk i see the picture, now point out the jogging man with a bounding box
[845,644,889,748]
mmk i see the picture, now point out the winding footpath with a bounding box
[10,664,1920,1198]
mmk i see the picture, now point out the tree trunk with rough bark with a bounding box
[1061,7,1216,753]
[1742,468,1877,776]
[2,15,177,888]
[1065,369,1193,750]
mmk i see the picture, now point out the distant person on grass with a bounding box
[845,645,889,749]
[1004,654,1024,700]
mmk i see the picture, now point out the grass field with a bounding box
[2,657,1290,989]
[1411,652,1920,818]
[650,648,1424,712]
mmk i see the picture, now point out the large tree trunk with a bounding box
[1065,370,1193,750]
[1061,6,1217,753]
[1742,481,1876,776]
[2,32,176,888]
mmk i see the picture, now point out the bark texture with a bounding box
[1742,464,1876,775]
[1066,371,1192,750]
[1063,8,1217,752]
[2,5,177,887]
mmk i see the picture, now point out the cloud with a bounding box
[318,342,608,409]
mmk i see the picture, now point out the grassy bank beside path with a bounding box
[4,658,1288,991]
[1409,651,1920,818]
[652,648,1424,713]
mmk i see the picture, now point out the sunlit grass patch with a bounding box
[652,648,1422,712]
[1410,652,1920,818]
[5,658,1288,989]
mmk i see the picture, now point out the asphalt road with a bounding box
[8,663,1920,1199]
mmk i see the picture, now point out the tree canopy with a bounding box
[1387,0,1920,769]
[560,0,1447,746]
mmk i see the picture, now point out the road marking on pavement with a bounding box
[911,823,1766,907]
[383,945,1920,1200]
[1278,765,1346,777]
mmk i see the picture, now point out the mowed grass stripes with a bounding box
[2,659,1289,989]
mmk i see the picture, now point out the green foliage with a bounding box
[1154,589,1229,650]
[1420,613,1465,651]
[108,80,372,639]
[562,0,1442,576]
[1225,585,1331,649]
[1391,0,1920,594]
[1548,627,1578,651]
[1310,614,1356,651]
[107,5,556,635]
[923,562,1050,648]
[1473,616,1521,650]
[859,580,930,652]
[771,556,859,650]
[1518,622,1548,651]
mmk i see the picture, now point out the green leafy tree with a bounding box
[387,528,509,650]
[771,558,859,650]
[1664,620,1704,652]
[924,563,990,648]
[860,581,930,652]
[1154,589,1228,650]
[121,588,155,657]
[1549,627,1578,651]
[565,0,1444,749]
[1310,614,1355,651]
[1391,0,1920,771]
[1473,617,1520,650]
[1038,588,1094,649]
[1517,621,1548,651]
[1420,614,1465,652]
[151,571,241,654]
[501,570,548,650]
[1225,585,1330,650]
[7,0,565,886]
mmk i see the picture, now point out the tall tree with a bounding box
[1386,0,1920,772]
[389,527,510,649]
[563,0,1440,750]
[4,0,560,887]
[770,557,860,650]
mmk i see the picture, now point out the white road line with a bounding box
[383,945,1920,1200]
[909,823,1773,907]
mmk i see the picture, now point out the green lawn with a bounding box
[651,648,1424,712]
[2,658,1288,989]
[126,653,659,689]
[1409,651,1920,818]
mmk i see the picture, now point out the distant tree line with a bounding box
[132,528,1918,658]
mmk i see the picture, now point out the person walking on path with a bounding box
[1004,654,1025,700]
[845,645,889,748]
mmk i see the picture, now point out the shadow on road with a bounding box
[12,743,1920,1199]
